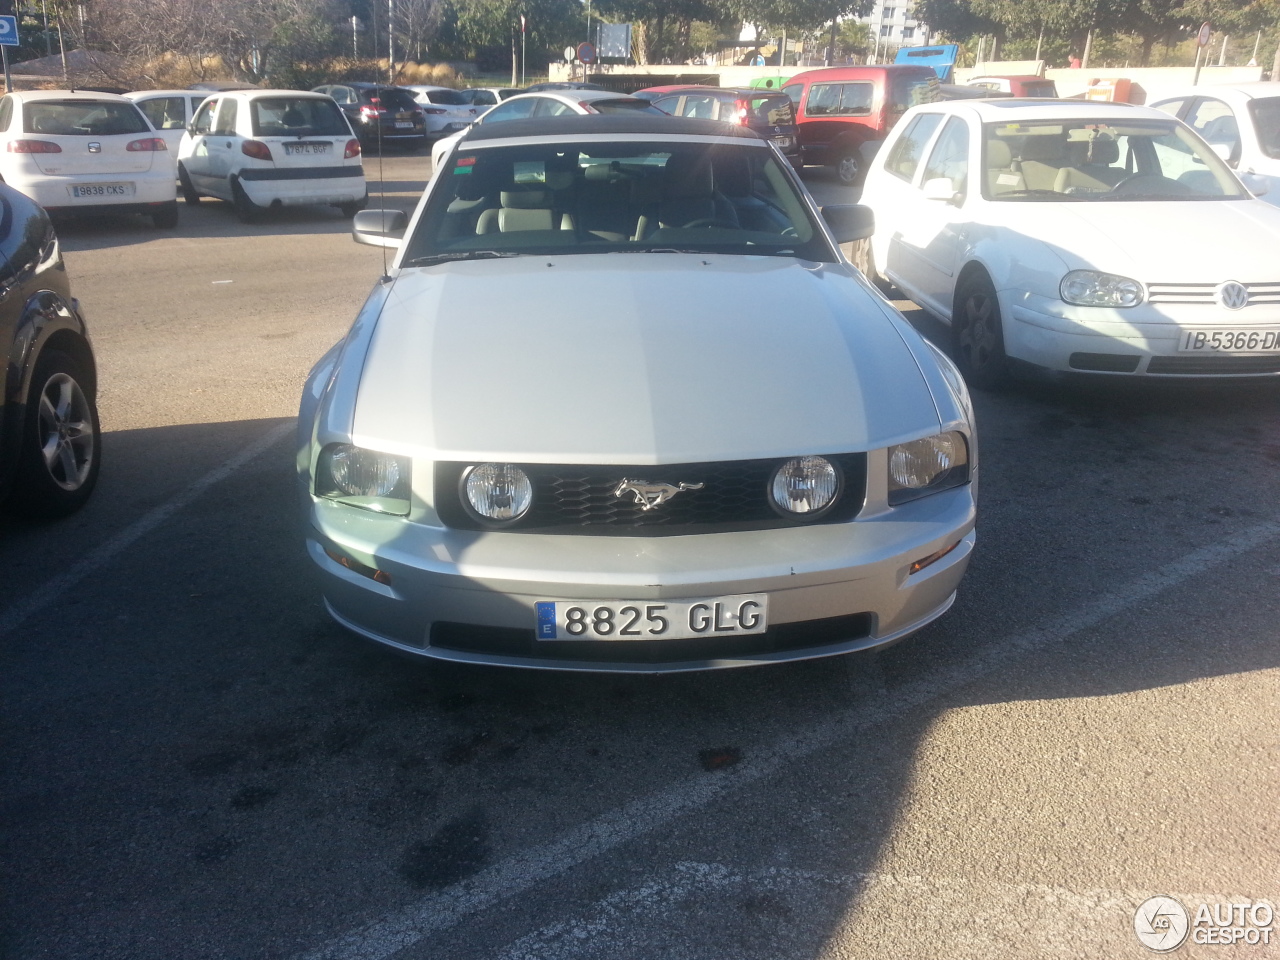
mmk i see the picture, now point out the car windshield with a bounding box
[746,96,795,125]
[250,97,350,137]
[982,118,1249,201]
[592,99,667,115]
[424,89,470,106]
[1247,97,1280,159]
[24,101,149,136]
[403,138,830,263]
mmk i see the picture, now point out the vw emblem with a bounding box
[87,141,102,153]
[1216,281,1249,310]
[614,479,704,511]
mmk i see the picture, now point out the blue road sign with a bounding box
[0,16,18,46]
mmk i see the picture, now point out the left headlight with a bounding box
[1060,270,1143,307]
[888,432,969,505]
[315,443,411,515]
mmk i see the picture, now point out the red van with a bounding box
[782,65,940,183]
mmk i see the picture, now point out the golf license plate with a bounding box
[70,182,134,198]
[1178,329,1280,353]
[285,142,330,156]
[535,594,767,641]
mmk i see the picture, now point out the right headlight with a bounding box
[1060,270,1143,307]
[315,443,411,515]
[888,432,969,505]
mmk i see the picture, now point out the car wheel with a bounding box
[849,238,890,293]
[833,151,861,185]
[178,164,200,205]
[952,271,1009,390]
[338,195,368,218]
[151,200,179,229]
[7,350,101,518]
[231,178,263,224]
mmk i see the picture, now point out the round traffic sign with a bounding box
[1197,21,1211,47]
[0,19,12,35]
[577,42,597,65]
[564,45,576,62]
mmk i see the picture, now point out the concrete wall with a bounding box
[549,62,806,87]
[954,64,1267,103]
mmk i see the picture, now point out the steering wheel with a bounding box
[681,218,739,229]
[1109,174,1191,197]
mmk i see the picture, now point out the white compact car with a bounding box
[430,90,662,170]
[0,90,178,227]
[125,89,210,153]
[177,89,366,222]
[1151,83,1280,207]
[856,98,1280,386]
[400,86,479,139]
[299,115,977,673]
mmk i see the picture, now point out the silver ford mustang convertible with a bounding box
[298,115,978,672]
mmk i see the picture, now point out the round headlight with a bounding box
[770,456,839,516]
[328,444,404,498]
[889,433,964,491]
[463,463,532,522]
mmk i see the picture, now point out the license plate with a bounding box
[394,121,413,129]
[1178,329,1280,353]
[535,594,767,641]
[771,135,795,149]
[70,182,134,198]
[285,142,330,156]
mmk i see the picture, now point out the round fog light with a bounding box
[770,456,839,516]
[463,463,533,522]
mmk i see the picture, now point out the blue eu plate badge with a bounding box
[535,602,557,639]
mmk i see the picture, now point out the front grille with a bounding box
[429,613,874,663]
[1147,355,1280,375]
[435,454,867,535]
[1069,352,1141,372]
[1146,281,1280,305]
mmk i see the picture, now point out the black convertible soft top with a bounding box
[460,114,767,144]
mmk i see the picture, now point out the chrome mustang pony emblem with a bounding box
[613,478,704,511]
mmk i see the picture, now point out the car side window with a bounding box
[782,84,802,109]
[189,96,207,118]
[1152,98,1185,117]
[0,95,12,132]
[191,99,217,135]
[807,84,841,116]
[535,99,573,117]
[920,116,969,195]
[681,95,717,119]
[484,99,539,123]
[139,96,187,130]
[883,112,942,181]
[214,98,238,135]
[1186,98,1240,163]
[837,83,874,117]
[652,97,680,115]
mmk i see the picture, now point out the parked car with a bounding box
[638,86,803,169]
[782,65,941,183]
[430,89,663,170]
[300,114,977,672]
[1151,83,1280,207]
[0,182,99,518]
[190,81,260,92]
[311,82,426,150]
[125,89,210,153]
[177,89,366,222]
[0,90,178,228]
[855,98,1280,387]
[462,87,522,108]
[966,76,1059,98]
[524,81,609,92]
[399,85,479,139]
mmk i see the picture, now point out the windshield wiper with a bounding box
[406,250,523,267]
[996,189,1072,200]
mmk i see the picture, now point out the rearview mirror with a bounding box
[353,209,408,248]
[820,204,874,243]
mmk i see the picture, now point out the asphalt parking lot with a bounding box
[2,150,1279,960]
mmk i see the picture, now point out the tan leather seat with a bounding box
[1054,137,1125,193]
[476,189,554,234]
[985,139,1025,195]
[1015,134,1067,191]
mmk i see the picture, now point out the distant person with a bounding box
[1069,55,1082,68]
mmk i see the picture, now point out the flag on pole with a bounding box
[520,14,526,32]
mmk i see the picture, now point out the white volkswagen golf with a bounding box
[856,99,1280,386]
[0,90,178,227]
[298,115,977,673]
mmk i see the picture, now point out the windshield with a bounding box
[24,101,149,136]
[1248,97,1280,159]
[250,98,351,137]
[403,139,830,264]
[592,99,667,115]
[747,96,795,125]
[424,89,470,106]
[982,118,1248,201]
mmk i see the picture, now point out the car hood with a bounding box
[349,254,940,463]
[1000,199,1280,282]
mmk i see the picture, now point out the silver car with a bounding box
[298,115,977,672]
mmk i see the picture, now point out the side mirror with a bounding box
[1240,172,1270,197]
[353,208,408,248]
[922,177,961,203]
[821,204,874,243]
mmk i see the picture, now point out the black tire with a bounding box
[338,195,368,218]
[151,200,178,229]
[952,271,1009,390]
[231,178,263,224]
[178,164,200,205]
[7,349,101,519]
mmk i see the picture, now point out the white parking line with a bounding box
[299,517,1280,960]
[0,420,294,639]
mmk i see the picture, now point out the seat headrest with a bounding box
[986,139,1013,167]
[500,188,550,209]
[662,153,714,200]
[1018,134,1066,163]
[714,153,752,197]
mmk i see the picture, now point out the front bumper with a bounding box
[1005,291,1280,376]
[304,485,976,673]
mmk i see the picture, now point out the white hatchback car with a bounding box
[125,89,210,153]
[400,85,479,139]
[0,90,178,227]
[177,89,366,222]
[1151,83,1280,207]
[299,115,977,673]
[857,98,1280,386]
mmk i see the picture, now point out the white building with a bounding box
[855,0,930,50]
